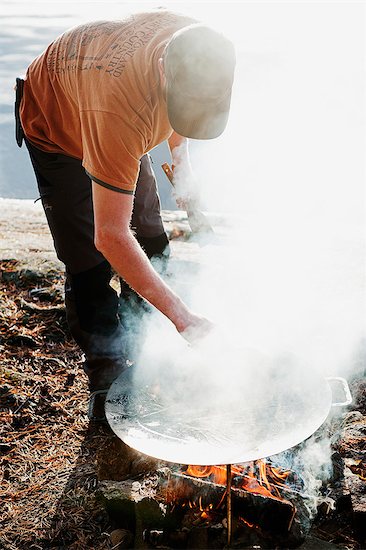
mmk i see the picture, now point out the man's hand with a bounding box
[161,160,198,210]
[177,313,215,344]
[167,132,198,207]
[166,133,213,235]
[171,158,200,211]
[173,182,200,211]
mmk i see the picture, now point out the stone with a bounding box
[109,528,134,549]
[298,535,347,549]
[344,458,366,514]
[96,434,162,482]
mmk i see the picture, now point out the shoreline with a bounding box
[0,198,62,270]
[0,197,206,273]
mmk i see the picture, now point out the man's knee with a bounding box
[66,260,119,336]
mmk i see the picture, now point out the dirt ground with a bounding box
[0,259,113,548]
[0,200,195,549]
[0,197,216,549]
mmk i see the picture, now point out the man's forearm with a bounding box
[167,134,198,207]
[97,229,192,332]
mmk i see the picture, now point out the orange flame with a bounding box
[186,464,243,486]
[184,460,291,502]
[239,516,259,530]
[178,460,296,532]
[186,465,215,479]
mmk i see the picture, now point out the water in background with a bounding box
[1,1,364,213]
[0,0,181,203]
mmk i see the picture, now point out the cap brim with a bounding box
[166,85,232,140]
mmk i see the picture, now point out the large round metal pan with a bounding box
[105,348,351,465]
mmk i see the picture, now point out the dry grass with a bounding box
[0,260,111,549]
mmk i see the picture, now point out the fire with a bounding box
[169,460,297,534]
[184,460,292,502]
[186,464,242,486]
[239,517,259,530]
[182,498,215,522]
[186,465,216,479]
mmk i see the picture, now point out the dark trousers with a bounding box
[24,140,169,391]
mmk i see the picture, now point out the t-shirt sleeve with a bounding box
[80,110,145,194]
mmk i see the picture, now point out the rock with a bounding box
[333,408,366,545]
[298,535,347,549]
[99,474,168,547]
[335,411,366,458]
[98,469,170,505]
[109,528,134,549]
[96,434,162,481]
[344,458,366,514]
[350,377,366,415]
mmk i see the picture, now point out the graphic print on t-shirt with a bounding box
[47,12,179,77]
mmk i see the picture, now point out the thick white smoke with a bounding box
[123,1,365,512]
[4,0,363,513]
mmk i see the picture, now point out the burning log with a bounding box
[98,461,312,548]
[168,469,309,543]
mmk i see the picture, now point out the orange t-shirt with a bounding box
[20,10,195,193]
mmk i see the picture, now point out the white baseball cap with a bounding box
[164,24,236,140]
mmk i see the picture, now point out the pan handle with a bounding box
[326,376,352,407]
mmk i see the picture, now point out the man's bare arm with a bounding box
[167,132,198,210]
[92,181,209,337]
